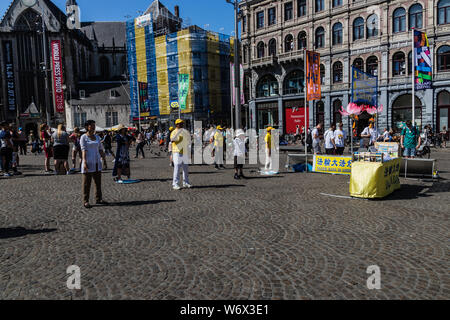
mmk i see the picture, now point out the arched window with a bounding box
[298,32,307,50]
[367,56,378,76]
[333,61,343,83]
[392,94,423,129]
[285,34,294,52]
[100,56,110,80]
[320,64,325,85]
[438,45,450,71]
[409,4,423,29]
[268,39,277,56]
[283,70,305,95]
[367,14,378,38]
[332,23,343,45]
[393,7,406,33]
[353,17,364,41]
[333,100,342,125]
[438,0,450,25]
[393,52,406,76]
[438,91,450,131]
[353,58,364,72]
[257,75,279,98]
[316,101,325,126]
[315,27,325,48]
[257,42,265,58]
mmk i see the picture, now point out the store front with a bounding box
[437,91,450,132]
[256,101,279,131]
[392,94,422,129]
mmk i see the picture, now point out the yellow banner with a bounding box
[313,155,352,175]
[350,158,401,199]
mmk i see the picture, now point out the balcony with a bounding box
[250,55,278,68]
[278,50,304,64]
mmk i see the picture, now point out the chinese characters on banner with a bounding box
[51,40,65,113]
[2,41,16,112]
[138,82,150,117]
[351,66,378,106]
[306,51,321,101]
[178,73,190,110]
[313,155,352,175]
[414,30,432,90]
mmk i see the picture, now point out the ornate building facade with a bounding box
[240,0,450,134]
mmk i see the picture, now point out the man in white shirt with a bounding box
[334,123,346,155]
[324,124,336,155]
[361,120,379,147]
[382,128,392,142]
[311,123,323,154]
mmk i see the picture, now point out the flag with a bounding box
[306,51,321,101]
[414,30,432,90]
[178,74,190,110]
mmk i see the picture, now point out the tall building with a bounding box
[240,0,450,134]
[0,0,130,133]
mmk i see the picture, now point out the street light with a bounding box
[226,0,241,130]
[21,0,52,126]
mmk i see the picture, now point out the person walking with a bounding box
[0,122,13,177]
[135,130,146,159]
[440,126,448,148]
[311,123,323,155]
[51,124,71,175]
[112,125,132,183]
[233,129,246,179]
[17,127,28,155]
[264,127,273,171]
[211,125,225,170]
[334,123,346,155]
[401,120,421,159]
[80,120,108,209]
[324,124,336,155]
[171,119,191,190]
[40,123,54,174]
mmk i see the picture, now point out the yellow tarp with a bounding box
[350,158,401,199]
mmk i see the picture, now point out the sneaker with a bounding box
[3,172,12,177]
[116,180,124,184]
[234,174,240,180]
[173,185,181,190]
[183,183,192,189]
[13,171,22,176]
[215,166,220,170]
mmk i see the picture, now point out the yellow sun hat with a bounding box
[216,125,224,130]
[267,127,273,132]
[175,119,184,125]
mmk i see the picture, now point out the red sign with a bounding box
[306,51,321,101]
[51,40,65,113]
[285,107,309,135]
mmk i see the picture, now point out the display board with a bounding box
[312,155,353,175]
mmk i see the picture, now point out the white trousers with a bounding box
[265,148,272,170]
[173,152,190,186]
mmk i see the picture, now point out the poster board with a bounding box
[313,155,352,175]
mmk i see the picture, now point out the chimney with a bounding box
[174,5,180,18]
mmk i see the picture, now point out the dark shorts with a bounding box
[234,156,244,169]
[115,162,130,169]
[53,145,70,160]
[335,147,345,155]
[325,148,335,155]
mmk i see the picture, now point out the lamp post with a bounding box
[21,0,52,127]
[226,0,241,130]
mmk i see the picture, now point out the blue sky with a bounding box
[0,0,236,35]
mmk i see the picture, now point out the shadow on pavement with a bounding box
[0,227,57,240]
[139,178,172,182]
[382,184,432,200]
[108,200,176,207]
[192,184,245,189]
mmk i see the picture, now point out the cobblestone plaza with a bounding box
[0,148,448,300]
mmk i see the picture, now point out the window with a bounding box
[367,14,378,38]
[257,75,279,97]
[74,112,87,128]
[409,4,423,29]
[333,100,342,125]
[242,16,247,32]
[285,34,294,52]
[79,90,85,99]
[268,38,277,56]
[315,0,324,12]
[408,51,413,75]
[353,58,364,72]
[298,0,306,17]
[320,64,325,85]
[438,45,450,71]
[393,52,406,76]
[283,70,305,95]
[106,111,119,127]
[366,56,378,76]
[438,0,450,25]
[110,90,119,98]
[268,7,276,25]
[284,2,293,21]
[315,27,325,48]
[333,62,343,83]
[298,32,307,50]
[333,0,342,7]
[393,7,406,33]
[353,17,364,41]
[257,11,264,29]
[257,42,265,58]
[392,94,422,129]
[332,23,343,45]
[100,56,110,80]
[316,101,325,126]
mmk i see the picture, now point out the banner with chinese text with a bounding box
[313,155,352,175]
[178,73,190,110]
[351,66,378,106]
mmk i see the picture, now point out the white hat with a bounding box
[235,129,245,137]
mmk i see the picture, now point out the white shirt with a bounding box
[334,129,346,147]
[324,130,335,149]
[80,134,104,173]
[383,131,391,140]
[233,137,246,157]
[362,127,379,144]
[312,128,320,144]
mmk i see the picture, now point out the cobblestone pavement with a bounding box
[0,146,448,300]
